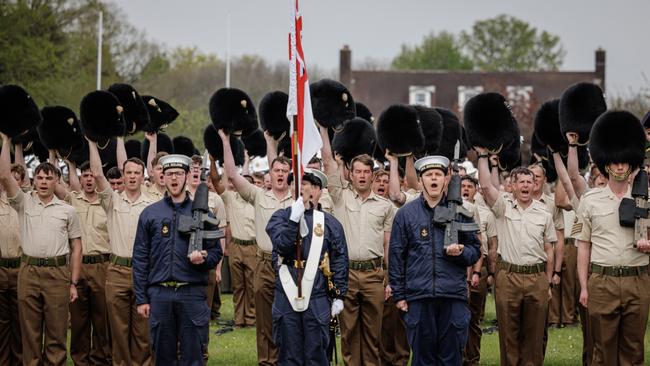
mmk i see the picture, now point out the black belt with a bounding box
[590,263,648,277]
[159,281,190,288]
[109,254,132,267]
[21,254,67,267]
[0,257,21,268]
[232,238,256,246]
[349,257,383,271]
[498,260,546,274]
[82,254,111,264]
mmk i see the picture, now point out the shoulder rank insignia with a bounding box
[314,223,324,237]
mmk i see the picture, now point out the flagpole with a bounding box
[225,12,231,88]
[96,11,103,90]
[292,114,303,300]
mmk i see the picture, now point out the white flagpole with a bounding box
[225,12,231,88]
[96,11,103,90]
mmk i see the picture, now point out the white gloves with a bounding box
[289,199,305,223]
[331,299,344,317]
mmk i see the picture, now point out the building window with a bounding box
[506,86,533,105]
[457,86,484,112]
[409,86,436,107]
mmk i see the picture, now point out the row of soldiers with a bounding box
[1,77,649,366]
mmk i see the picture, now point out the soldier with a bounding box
[321,127,395,366]
[143,131,169,201]
[64,161,112,365]
[211,159,257,328]
[0,149,23,366]
[106,167,125,193]
[0,133,83,366]
[477,149,557,366]
[133,154,223,365]
[88,138,155,366]
[576,111,650,366]
[389,156,481,365]
[218,129,293,365]
[266,169,349,365]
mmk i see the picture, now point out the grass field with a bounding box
[68,292,650,365]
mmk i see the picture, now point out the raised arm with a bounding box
[0,133,19,198]
[116,137,127,173]
[264,131,278,169]
[218,129,252,193]
[209,156,226,195]
[241,150,251,176]
[386,152,406,206]
[144,132,157,175]
[87,138,109,192]
[476,147,499,208]
[404,154,419,190]
[319,126,338,176]
[66,160,81,193]
[566,133,587,198]
[14,142,26,170]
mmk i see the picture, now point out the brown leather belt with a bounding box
[591,263,648,277]
[82,254,111,264]
[349,257,383,271]
[21,254,67,267]
[498,260,546,274]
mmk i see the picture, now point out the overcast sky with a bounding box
[111,0,649,96]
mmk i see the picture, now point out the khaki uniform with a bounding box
[491,194,556,366]
[98,187,155,366]
[9,191,82,366]
[239,183,293,365]
[143,183,164,201]
[328,173,395,366]
[222,190,257,326]
[0,195,22,366]
[575,186,650,366]
[465,200,496,366]
[318,188,334,214]
[65,191,112,366]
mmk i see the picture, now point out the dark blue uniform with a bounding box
[266,206,349,366]
[133,194,222,366]
[389,194,481,366]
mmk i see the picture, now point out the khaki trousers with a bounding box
[380,271,410,366]
[587,272,650,366]
[549,242,578,325]
[0,265,21,366]
[105,263,152,366]
[254,254,278,365]
[495,270,548,366]
[70,262,111,366]
[340,267,384,366]
[465,265,488,366]
[18,263,70,366]
[230,242,257,326]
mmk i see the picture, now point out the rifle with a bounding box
[619,169,649,247]
[178,150,225,256]
[320,253,340,365]
[432,141,479,248]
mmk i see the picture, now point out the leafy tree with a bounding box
[461,14,565,71]
[391,31,473,70]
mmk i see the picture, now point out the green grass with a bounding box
[67,293,650,365]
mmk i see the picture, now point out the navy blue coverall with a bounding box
[266,206,349,366]
[133,194,222,366]
[389,194,481,366]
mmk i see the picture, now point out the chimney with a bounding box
[339,45,352,87]
[595,48,606,92]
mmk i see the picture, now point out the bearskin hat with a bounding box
[332,118,378,163]
[38,106,83,150]
[589,110,645,176]
[529,133,548,165]
[277,135,292,158]
[434,108,467,160]
[464,92,519,153]
[97,137,117,172]
[12,126,38,146]
[209,88,258,136]
[107,83,150,135]
[559,82,606,144]
[141,95,179,132]
[497,138,521,172]
[172,136,196,158]
[80,90,126,142]
[414,105,443,157]
[376,104,424,157]
[259,91,289,140]
[355,102,374,123]
[533,99,566,152]
[23,138,49,163]
[310,79,356,129]
[0,84,42,138]
[204,125,245,165]
[124,139,141,160]
[242,129,267,157]
[140,133,174,162]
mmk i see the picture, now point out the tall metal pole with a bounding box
[225,12,231,88]
[96,11,103,90]
[292,115,303,299]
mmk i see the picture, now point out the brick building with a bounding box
[339,45,606,160]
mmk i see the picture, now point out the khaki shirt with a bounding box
[9,191,82,257]
[476,201,497,256]
[239,182,293,253]
[65,192,110,255]
[319,188,334,214]
[463,200,485,255]
[575,186,648,267]
[221,190,255,241]
[492,194,557,265]
[0,194,22,257]
[328,173,395,261]
[188,190,227,229]
[98,187,154,257]
[538,192,564,231]
[144,183,165,201]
